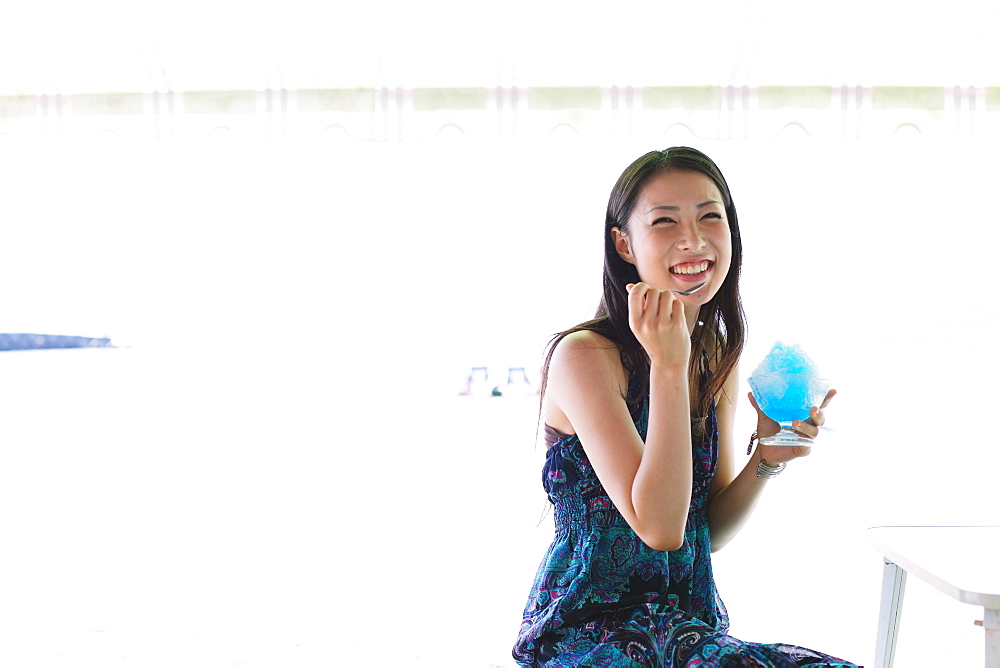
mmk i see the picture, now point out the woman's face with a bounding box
[612,169,733,307]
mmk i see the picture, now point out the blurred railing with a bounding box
[1,84,997,143]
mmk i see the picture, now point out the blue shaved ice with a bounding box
[748,342,829,423]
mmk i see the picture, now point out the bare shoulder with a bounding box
[545,330,628,434]
[550,330,622,379]
[555,329,618,355]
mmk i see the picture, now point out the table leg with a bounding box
[875,558,907,668]
[985,608,999,668]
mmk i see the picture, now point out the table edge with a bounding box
[866,525,1000,609]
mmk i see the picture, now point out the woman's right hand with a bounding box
[626,282,691,369]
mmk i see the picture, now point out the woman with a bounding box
[512,147,855,666]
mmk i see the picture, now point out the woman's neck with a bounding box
[684,305,701,335]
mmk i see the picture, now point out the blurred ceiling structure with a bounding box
[1,0,998,141]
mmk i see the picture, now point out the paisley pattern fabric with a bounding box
[512,373,858,667]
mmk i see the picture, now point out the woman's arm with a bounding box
[707,365,835,552]
[704,363,767,552]
[547,288,694,552]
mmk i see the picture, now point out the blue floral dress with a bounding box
[512,374,858,667]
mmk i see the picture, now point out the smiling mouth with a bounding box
[670,260,712,276]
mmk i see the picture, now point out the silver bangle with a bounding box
[756,459,786,479]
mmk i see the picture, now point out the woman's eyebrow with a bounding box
[647,200,721,214]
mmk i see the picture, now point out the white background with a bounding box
[2,0,1000,664]
[1,136,998,666]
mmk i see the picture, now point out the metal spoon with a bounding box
[665,282,706,296]
[626,282,707,297]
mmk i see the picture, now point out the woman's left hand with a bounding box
[748,389,837,465]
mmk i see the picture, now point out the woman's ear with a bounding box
[611,227,635,265]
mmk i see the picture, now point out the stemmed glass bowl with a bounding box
[748,343,829,447]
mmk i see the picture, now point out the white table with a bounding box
[867,526,1000,668]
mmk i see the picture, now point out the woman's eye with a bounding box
[702,212,723,221]
[652,217,674,225]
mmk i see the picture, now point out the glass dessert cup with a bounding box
[749,371,829,448]
[760,421,816,447]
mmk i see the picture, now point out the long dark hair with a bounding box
[539,146,746,417]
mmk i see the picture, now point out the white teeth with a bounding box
[671,261,709,275]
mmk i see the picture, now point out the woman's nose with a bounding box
[678,223,707,250]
